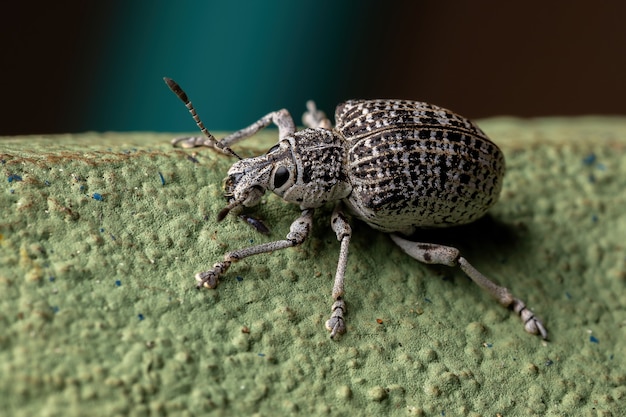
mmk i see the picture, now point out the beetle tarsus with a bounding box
[195,261,231,289]
[326,299,347,339]
[513,299,548,340]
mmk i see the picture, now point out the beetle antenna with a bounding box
[164,77,242,160]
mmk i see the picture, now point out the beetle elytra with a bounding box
[164,77,547,340]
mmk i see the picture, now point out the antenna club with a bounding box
[164,76,241,160]
[163,77,189,103]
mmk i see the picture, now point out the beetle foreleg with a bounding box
[172,109,296,155]
[166,77,298,157]
[389,234,548,340]
[220,109,297,147]
[195,209,314,289]
[325,204,352,339]
[238,213,271,235]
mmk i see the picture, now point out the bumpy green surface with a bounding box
[1,120,625,416]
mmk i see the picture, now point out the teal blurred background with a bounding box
[4,1,626,134]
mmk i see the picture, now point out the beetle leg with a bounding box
[302,100,332,130]
[194,209,313,288]
[238,213,271,235]
[390,234,548,340]
[170,136,218,149]
[166,77,297,156]
[222,109,297,146]
[325,203,352,339]
[172,109,296,153]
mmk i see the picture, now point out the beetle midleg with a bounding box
[302,100,332,130]
[172,109,297,153]
[389,234,548,340]
[194,209,313,289]
[325,203,352,339]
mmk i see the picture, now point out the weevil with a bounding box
[164,77,547,340]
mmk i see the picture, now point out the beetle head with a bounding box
[218,140,295,220]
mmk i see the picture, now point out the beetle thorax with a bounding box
[279,128,352,208]
[224,128,352,211]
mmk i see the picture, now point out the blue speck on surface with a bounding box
[52,306,60,313]
[582,153,596,165]
[590,335,599,344]
[138,314,145,321]
[92,193,103,201]
[257,353,265,357]
[158,171,165,186]
[7,174,22,182]
[100,228,105,232]
[565,292,572,300]
[49,276,55,282]
[424,297,432,303]
[591,214,598,223]
[236,276,244,282]
[115,280,122,287]
[44,180,51,186]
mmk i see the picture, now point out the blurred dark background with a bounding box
[3,1,626,135]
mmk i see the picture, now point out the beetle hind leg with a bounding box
[390,234,548,340]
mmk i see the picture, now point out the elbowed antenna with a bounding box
[164,77,241,160]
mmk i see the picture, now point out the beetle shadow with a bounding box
[381,214,527,275]
[405,215,521,251]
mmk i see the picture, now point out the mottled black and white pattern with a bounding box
[335,99,504,234]
[166,76,546,341]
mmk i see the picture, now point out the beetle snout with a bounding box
[223,173,242,201]
[222,171,266,205]
[217,162,272,222]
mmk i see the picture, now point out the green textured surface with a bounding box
[1,119,625,416]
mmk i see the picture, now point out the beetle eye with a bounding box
[273,166,290,188]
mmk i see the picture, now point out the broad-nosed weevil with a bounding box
[164,77,547,340]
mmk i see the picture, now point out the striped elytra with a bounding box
[335,99,505,234]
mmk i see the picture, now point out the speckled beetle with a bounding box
[164,77,547,340]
